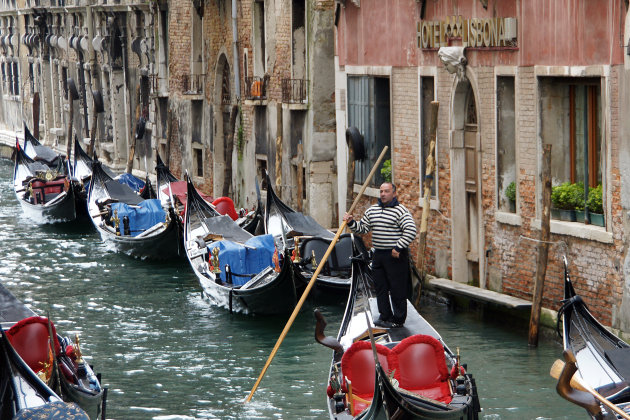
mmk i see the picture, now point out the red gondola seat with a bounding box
[388,334,452,403]
[6,316,61,376]
[341,340,390,416]
[212,197,239,221]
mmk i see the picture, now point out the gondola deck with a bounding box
[0,283,104,418]
[320,250,481,420]
[558,261,630,417]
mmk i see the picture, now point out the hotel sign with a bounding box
[417,16,517,49]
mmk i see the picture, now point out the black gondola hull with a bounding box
[15,185,77,224]
[184,175,297,315]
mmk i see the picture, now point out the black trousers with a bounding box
[372,248,409,324]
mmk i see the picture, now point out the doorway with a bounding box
[451,81,481,286]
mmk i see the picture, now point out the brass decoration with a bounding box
[293,237,301,263]
[74,334,84,363]
[112,210,121,235]
[311,250,317,268]
[211,247,221,273]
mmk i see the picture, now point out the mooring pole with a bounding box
[414,101,439,307]
[528,144,552,347]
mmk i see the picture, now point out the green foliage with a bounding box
[381,159,392,182]
[551,182,585,210]
[505,181,516,202]
[587,184,603,214]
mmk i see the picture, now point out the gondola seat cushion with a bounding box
[212,197,239,221]
[6,316,61,374]
[115,172,145,193]
[110,199,166,236]
[388,334,452,404]
[341,340,390,415]
[207,234,275,285]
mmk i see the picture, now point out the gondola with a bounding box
[0,283,103,419]
[87,158,181,259]
[264,172,352,293]
[555,258,630,418]
[183,174,298,315]
[315,246,481,419]
[13,136,77,224]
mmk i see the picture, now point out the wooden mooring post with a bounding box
[528,144,552,347]
[415,101,439,307]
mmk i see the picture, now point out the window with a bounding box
[347,76,391,186]
[291,0,305,80]
[497,76,516,213]
[191,100,203,144]
[540,77,603,223]
[420,76,436,197]
[193,147,203,177]
[253,0,266,77]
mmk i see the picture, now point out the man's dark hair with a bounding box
[382,182,396,192]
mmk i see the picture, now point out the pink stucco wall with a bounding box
[337,0,625,67]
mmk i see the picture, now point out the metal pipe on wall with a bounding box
[232,0,240,98]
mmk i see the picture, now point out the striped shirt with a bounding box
[348,198,417,251]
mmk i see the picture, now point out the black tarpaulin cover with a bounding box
[283,212,334,239]
[201,215,253,244]
[104,179,144,205]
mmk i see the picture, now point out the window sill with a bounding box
[244,99,269,107]
[496,211,522,226]
[531,218,612,244]
[353,184,379,198]
[419,196,440,210]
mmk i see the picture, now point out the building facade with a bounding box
[166,0,337,226]
[335,0,630,332]
[0,0,338,229]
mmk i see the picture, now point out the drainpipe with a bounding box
[232,0,240,98]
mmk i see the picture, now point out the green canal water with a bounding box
[0,159,584,419]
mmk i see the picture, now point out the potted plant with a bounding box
[587,184,604,227]
[505,181,516,213]
[551,182,580,222]
[381,159,392,183]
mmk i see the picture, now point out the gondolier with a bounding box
[343,182,417,328]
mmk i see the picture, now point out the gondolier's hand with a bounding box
[342,213,354,223]
[392,249,400,258]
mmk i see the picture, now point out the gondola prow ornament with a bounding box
[211,247,221,274]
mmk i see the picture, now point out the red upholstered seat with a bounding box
[212,197,239,221]
[388,335,452,404]
[6,316,61,375]
[341,341,390,416]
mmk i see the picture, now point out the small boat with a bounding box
[183,174,298,315]
[87,158,181,259]
[556,258,630,418]
[0,283,104,419]
[315,246,481,419]
[263,172,353,293]
[13,137,77,224]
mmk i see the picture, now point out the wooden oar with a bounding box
[245,146,389,403]
[550,357,630,420]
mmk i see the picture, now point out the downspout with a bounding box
[232,0,240,98]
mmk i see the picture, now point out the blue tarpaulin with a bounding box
[207,234,275,285]
[115,173,145,193]
[110,199,166,236]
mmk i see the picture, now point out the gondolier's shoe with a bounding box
[374,316,394,329]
